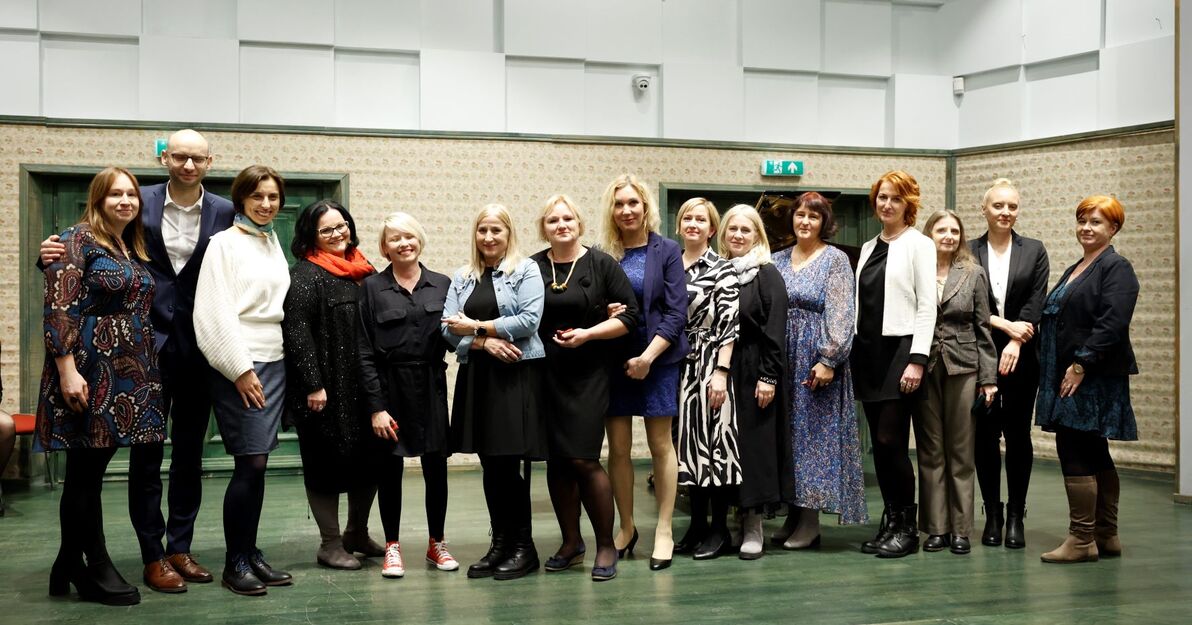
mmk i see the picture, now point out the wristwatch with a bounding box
[474,325,488,337]
[1072,363,1085,375]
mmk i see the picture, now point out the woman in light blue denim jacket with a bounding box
[442,203,546,581]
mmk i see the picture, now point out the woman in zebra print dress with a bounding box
[673,198,741,560]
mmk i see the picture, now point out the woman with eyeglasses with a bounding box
[282,200,384,572]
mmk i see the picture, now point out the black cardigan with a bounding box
[1048,245,1139,377]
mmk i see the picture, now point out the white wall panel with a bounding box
[1021,0,1100,65]
[1024,54,1099,139]
[143,0,236,39]
[238,0,333,45]
[890,74,957,150]
[334,0,420,51]
[662,0,739,65]
[744,70,818,144]
[239,44,334,126]
[0,33,40,115]
[504,0,585,59]
[420,49,505,132]
[506,58,585,135]
[957,67,1023,147]
[139,36,239,123]
[661,62,743,141]
[1099,36,1175,128]
[940,0,1022,76]
[741,0,819,72]
[893,4,940,75]
[42,37,138,119]
[420,0,495,53]
[583,63,659,138]
[816,75,886,147]
[38,0,138,37]
[1105,0,1173,48]
[584,0,663,65]
[0,0,38,30]
[334,50,419,129]
[823,0,892,77]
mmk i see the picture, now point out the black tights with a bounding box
[687,486,735,533]
[1055,427,1115,477]
[377,454,449,542]
[864,399,916,506]
[223,454,268,555]
[59,447,118,564]
[480,455,531,533]
[546,458,615,565]
[974,380,1036,506]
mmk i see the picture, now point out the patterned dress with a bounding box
[36,224,165,451]
[677,249,740,487]
[774,246,868,524]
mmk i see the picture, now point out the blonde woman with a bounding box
[717,205,786,559]
[601,174,688,571]
[442,204,546,580]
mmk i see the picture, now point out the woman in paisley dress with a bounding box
[771,192,867,551]
[672,198,740,561]
[38,166,166,606]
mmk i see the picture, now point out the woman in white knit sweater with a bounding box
[194,165,293,596]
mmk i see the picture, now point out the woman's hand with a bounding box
[442,313,479,336]
[999,339,1022,376]
[625,355,653,380]
[306,388,327,412]
[607,303,627,319]
[755,380,775,409]
[40,234,65,266]
[1005,321,1035,343]
[371,411,399,442]
[553,327,591,348]
[58,369,89,412]
[803,363,835,391]
[234,369,266,409]
[483,337,522,363]
[979,384,999,407]
[1059,364,1085,398]
[899,363,924,394]
[708,370,728,410]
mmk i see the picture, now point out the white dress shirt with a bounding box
[162,183,204,274]
[986,241,1011,317]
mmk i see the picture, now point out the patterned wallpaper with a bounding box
[954,129,1176,471]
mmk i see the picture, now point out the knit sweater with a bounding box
[194,226,291,381]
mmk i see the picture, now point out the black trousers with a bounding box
[975,365,1038,507]
[863,398,916,507]
[128,349,213,563]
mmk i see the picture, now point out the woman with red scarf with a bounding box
[282,200,382,570]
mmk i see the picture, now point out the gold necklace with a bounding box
[549,251,580,293]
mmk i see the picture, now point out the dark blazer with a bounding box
[970,231,1049,358]
[140,183,236,360]
[928,263,998,385]
[1048,246,1139,377]
[638,232,690,366]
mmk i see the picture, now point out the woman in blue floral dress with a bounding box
[38,166,165,606]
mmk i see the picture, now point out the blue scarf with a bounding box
[233,212,274,237]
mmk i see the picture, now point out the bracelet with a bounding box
[758,375,777,386]
[714,364,731,374]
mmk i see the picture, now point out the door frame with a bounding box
[657,182,872,240]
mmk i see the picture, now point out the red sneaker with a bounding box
[426,538,459,571]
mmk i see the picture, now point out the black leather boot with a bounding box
[494,526,540,580]
[248,549,292,586]
[467,527,509,579]
[1004,502,1026,549]
[222,552,267,596]
[981,502,1005,546]
[861,505,895,554]
[876,505,920,558]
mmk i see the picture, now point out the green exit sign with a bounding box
[762,160,804,176]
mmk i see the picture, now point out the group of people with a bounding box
[28,127,1138,607]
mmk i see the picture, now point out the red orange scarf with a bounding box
[306,248,375,281]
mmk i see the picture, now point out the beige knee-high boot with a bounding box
[1094,470,1122,556]
[1041,476,1099,564]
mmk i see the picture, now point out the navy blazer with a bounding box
[1048,246,1139,377]
[139,183,235,360]
[635,232,690,366]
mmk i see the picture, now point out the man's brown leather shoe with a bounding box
[144,559,187,593]
[167,553,214,583]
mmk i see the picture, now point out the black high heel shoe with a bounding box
[674,524,709,555]
[49,551,81,597]
[615,529,639,559]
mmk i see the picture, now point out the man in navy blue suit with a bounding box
[41,129,236,593]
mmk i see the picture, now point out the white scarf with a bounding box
[730,254,763,285]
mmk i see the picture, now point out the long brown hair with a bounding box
[82,166,148,260]
[923,209,975,268]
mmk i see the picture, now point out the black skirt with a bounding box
[450,354,547,459]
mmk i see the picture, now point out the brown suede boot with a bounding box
[1094,470,1122,557]
[1041,475,1099,564]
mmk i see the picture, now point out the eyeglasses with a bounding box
[318,222,350,239]
[166,152,211,166]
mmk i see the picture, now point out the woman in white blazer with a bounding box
[851,170,937,559]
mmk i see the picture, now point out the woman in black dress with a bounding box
[282,200,381,571]
[718,205,787,560]
[358,211,457,578]
[443,204,546,581]
[532,195,639,581]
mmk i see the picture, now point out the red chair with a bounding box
[11,413,55,489]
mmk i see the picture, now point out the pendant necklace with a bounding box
[549,251,579,293]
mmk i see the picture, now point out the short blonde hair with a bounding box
[717,204,772,266]
[466,203,524,279]
[981,177,1020,207]
[675,197,720,243]
[600,174,660,260]
[537,194,585,241]
[378,211,428,258]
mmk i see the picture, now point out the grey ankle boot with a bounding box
[307,489,360,569]
[343,485,384,557]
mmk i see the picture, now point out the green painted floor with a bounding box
[1,461,1190,625]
